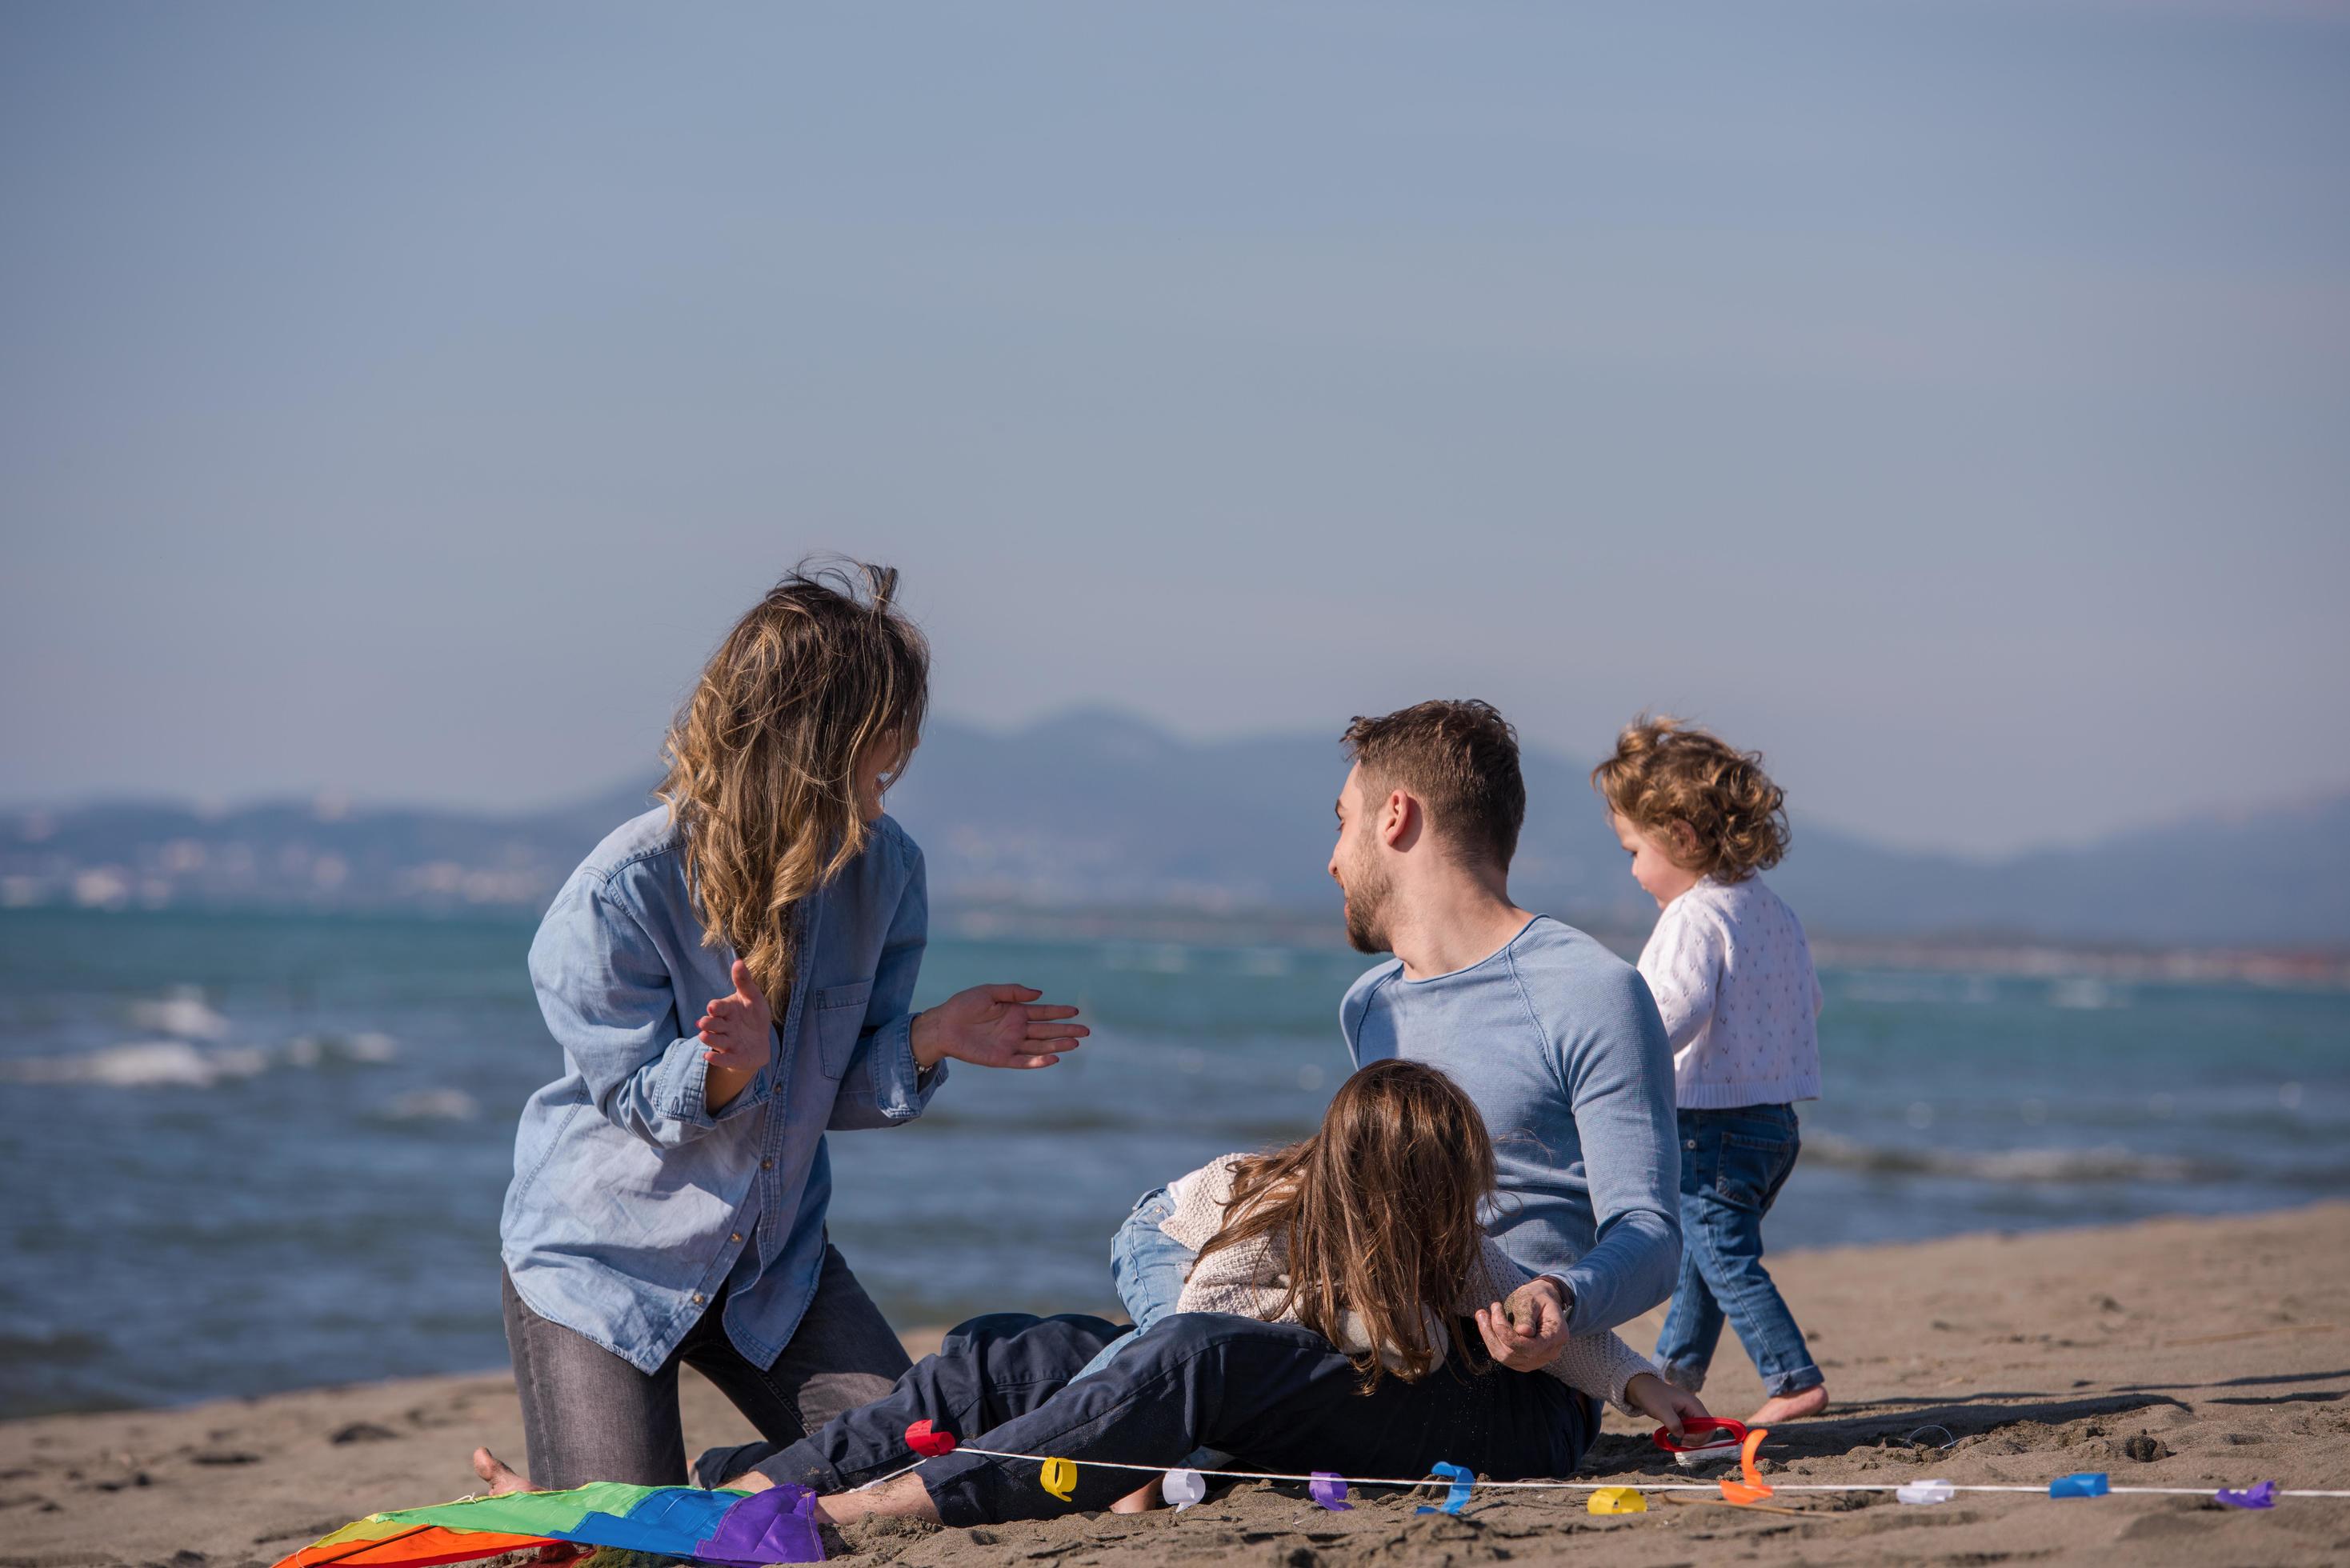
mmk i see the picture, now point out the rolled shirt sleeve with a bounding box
[827,842,947,1130]
[527,875,767,1149]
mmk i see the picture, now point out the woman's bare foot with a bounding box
[1748,1385,1828,1425]
[470,1446,534,1496]
[1109,1476,1167,1514]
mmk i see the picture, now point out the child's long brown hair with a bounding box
[657,561,929,1006]
[1195,1060,1499,1388]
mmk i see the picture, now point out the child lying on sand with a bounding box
[473,1061,1707,1527]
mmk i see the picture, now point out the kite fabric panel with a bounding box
[270,1482,825,1567]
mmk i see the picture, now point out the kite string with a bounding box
[918,1445,2350,1498]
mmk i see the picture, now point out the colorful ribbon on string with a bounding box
[904,1419,957,1457]
[1719,1427,1775,1506]
[1162,1468,1207,1510]
[1414,1462,1475,1515]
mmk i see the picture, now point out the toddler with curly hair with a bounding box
[1593,717,1828,1425]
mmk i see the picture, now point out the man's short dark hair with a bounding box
[1341,699,1525,870]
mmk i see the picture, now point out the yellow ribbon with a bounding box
[1039,1457,1077,1500]
[1587,1486,1647,1514]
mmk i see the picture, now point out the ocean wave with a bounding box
[1801,1132,2222,1184]
[128,990,231,1040]
[382,1088,479,1121]
[0,1040,270,1088]
[1,1031,398,1089]
[0,1325,106,1367]
[285,1031,400,1067]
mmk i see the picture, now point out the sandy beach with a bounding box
[5,1202,2345,1568]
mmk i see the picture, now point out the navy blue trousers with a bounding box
[699,1311,1595,1526]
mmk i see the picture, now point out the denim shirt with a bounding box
[500,806,943,1374]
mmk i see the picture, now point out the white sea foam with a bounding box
[2,1041,270,1089]
[128,989,231,1040]
[286,1032,401,1067]
[4,1030,398,1089]
[383,1088,479,1121]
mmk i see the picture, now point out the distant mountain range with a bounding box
[6,709,2345,950]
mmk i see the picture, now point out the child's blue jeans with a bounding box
[1655,1104,1824,1400]
[1067,1186,1191,1383]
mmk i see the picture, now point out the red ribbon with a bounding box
[905,1419,958,1457]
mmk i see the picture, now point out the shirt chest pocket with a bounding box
[811,981,873,1078]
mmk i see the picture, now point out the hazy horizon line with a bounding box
[10,703,2344,868]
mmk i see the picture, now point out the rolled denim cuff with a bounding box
[867,1011,943,1122]
[1765,1363,1826,1398]
[652,1034,720,1128]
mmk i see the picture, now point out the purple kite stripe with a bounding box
[2216,1480,2276,1510]
[1309,1472,1351,1511]
[695,1484,826,1564]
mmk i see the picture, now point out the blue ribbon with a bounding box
[1415,1462,1475,1515]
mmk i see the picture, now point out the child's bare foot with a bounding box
[1110,1476,1167,1514]
[470,1446,534,1496]
[1748,1385,1828,1425]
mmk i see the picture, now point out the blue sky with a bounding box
[2,2,2345,854]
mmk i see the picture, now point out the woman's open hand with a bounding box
[911,984,1087,1070]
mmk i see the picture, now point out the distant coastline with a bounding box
[10,713,2350,952]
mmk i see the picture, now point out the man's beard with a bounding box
[1340,850,1392,955]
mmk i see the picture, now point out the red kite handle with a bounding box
[1651,1415,1749,1454]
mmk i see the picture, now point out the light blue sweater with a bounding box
[1342,915,1683,1335]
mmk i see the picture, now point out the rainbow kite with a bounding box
[269,1482,824,1567]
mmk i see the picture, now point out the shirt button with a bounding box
[730,1233,743,1244]
[761,1158,774,1170]
[1686,1139,1698,1150]
[691,1292,706,1305]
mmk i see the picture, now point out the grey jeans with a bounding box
[500,1245,911,1490]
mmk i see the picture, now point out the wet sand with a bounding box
[4,1202,2345,1567]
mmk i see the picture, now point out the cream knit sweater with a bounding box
[1159,1154,1655,1412]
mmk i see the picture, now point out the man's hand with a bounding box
[1624,1371,1709,1443]
[1473,1276,1574,1371]
[911,984,1088,1070]
[698,960,774,1110]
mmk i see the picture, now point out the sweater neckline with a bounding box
[1396,914,1547,986]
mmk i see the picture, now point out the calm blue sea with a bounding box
[2,907,2344,1418]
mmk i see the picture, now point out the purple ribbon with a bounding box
[697,1485,826,1564]
[2216,1480,2276,1510]
[1308,1472,1351,1511]
[1415,1462,1474,1515]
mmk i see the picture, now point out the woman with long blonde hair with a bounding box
[490,561,1087,1490]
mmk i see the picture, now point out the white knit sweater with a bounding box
[1159,1154,1655,1412]
[1639,875,1824,1109]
